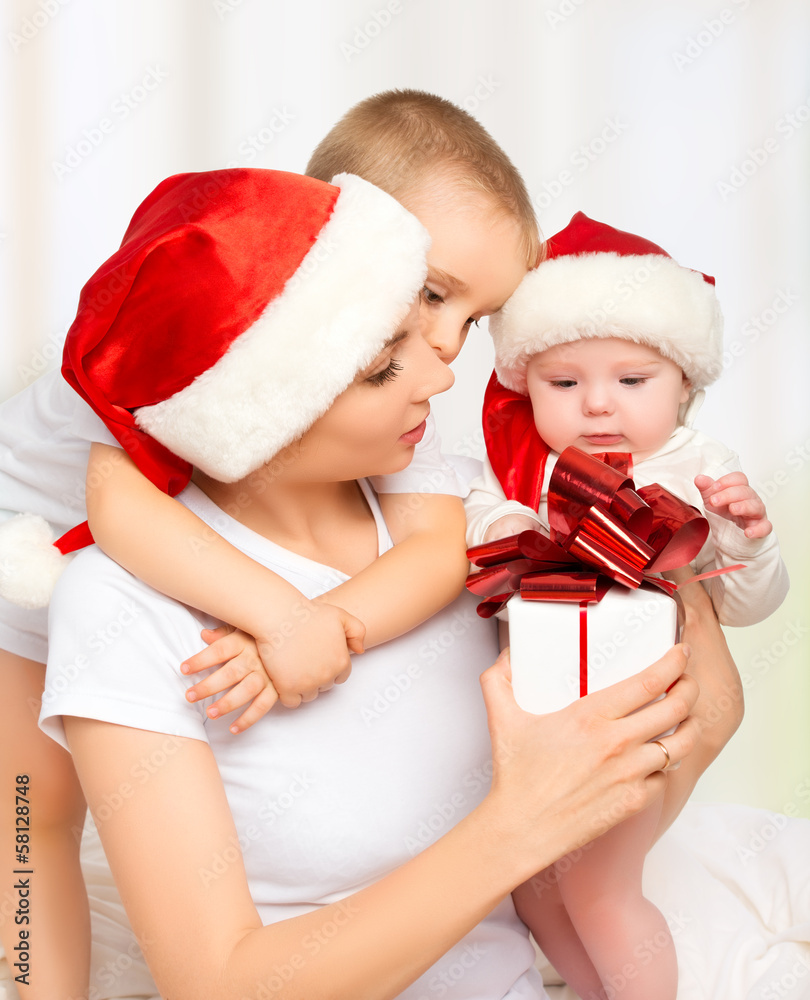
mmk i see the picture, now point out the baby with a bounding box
[466,211,788,1000]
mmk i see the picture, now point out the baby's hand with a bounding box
[182,626,280,734]
[483,513,542,544]
[694,472,772,539]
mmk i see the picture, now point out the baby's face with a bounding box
[399,184,529,364]
[525,338,690,462]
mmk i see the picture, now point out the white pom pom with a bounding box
[0,514,71,610]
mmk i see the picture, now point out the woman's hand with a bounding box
[478,644,698,880]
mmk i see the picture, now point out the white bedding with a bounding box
[2,803,809,999]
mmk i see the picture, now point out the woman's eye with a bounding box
[421,286,444,305]
[619,377,648,386]
[366,359,403,387]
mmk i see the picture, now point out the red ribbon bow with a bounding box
[466,446,715,618]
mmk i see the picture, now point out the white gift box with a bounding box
[507,585,678,715]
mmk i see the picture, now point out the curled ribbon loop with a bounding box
[466,445,715,617]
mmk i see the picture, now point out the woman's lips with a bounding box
[400,419,427,445]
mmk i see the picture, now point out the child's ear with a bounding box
[680,375,692,404]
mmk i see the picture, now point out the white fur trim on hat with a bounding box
[134,174,429,482]
[491,251,724,395]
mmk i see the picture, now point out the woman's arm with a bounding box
[324,493,469,646]
[655,568,745,838]
[65,645,697,1000]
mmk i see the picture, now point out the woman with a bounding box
[36,167,700,999]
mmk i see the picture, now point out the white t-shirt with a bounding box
[40,480,546,1000]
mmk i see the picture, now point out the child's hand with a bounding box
[483,513,541,544]
[694,472,773,539]
[182,626,280,734]
[182,601,365,722]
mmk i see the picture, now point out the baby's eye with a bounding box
[365,358,403,387]
[464,317,479,329]
[421,286,444,305]
[619,377,649,386]
[549,379,577,388]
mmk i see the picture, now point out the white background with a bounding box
[1,0,808,815]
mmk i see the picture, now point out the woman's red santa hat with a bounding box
[483,212,725,510]
[0,168,429,608]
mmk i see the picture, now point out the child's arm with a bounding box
[321,492,470,646]
[465,457,543,547]
[694,470,790,625]
[86,444,365,720]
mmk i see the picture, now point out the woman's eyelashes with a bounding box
[365,358,403,387]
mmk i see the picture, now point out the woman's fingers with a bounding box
[588,643,692,722]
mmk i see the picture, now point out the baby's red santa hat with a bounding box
[490,211,724,396]
[0,168,429,608]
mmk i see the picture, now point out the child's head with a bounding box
[491,212,724,459]
[307,89,540,362]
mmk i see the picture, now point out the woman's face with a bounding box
[400,185,530,364]
[290,301,455,481]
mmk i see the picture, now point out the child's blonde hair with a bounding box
[306,89,543,268]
